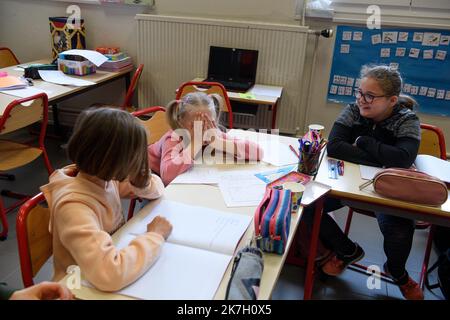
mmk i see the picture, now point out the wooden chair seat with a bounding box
[0,140,43,171]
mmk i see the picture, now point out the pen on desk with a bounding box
[289,144,300,159]
[337,160,344,176]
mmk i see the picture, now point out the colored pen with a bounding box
[337,160,344,175]
[289,144,300,159]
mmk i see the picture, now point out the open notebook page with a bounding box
[117,242,231,300]
[126,199,251,255]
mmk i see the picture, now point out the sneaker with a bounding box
[383,263,424,300]
[321,243,365,276]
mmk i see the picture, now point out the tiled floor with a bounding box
[0,128,445,300]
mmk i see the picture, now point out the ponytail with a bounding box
[165,99,182,130]
[398,94,417,111]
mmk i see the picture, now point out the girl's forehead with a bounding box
[186,105,212,114]
[360,77,382,92]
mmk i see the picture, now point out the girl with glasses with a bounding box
[301,65,423,300]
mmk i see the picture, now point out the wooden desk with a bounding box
[192,78,283,129]
[302,155,450,299]
[0,60,132,132]
[68,131,303,300]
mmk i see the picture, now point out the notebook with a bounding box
[110,199,252,300]
[204,46,258,92]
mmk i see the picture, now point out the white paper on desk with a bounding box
[226,129,298,167]
[301,181,331,206]
[2,86,52,99]
[414,154,450,183]
[171,166,220,184]
[248,85,282,97]
[118,242,231,300]
[38,70,96,87]
[359,165,383,180]
[219,171,267,207]
[60,49,108,66]
[261,140,299,167]
[127,199,251,255]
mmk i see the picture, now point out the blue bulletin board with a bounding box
[327,25,450,117]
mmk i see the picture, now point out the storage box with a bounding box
[58,55,96,76]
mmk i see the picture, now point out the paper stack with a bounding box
[0,76,27,91]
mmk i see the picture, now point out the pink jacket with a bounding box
[148,130,264,185]
[40,164,165,292]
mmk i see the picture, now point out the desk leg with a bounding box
[303,197,324,300]
[51,104,62,137]
[419,225,435,289]
[271,101,278,129]
[125,72,131,93]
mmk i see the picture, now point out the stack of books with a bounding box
[97,48,133,72]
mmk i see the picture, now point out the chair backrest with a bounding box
[0,93,48,136]
[122,64,144,110]
[16,193,52,287]
[419,123,447,160]
[0,47,20,68]
[132,106,170,145]
[175,81,234,129]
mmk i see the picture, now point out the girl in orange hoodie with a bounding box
[41,107,172,292]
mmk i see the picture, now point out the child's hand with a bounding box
[10,281,74,300]
[147,216,172,240]
[202,113,219,145]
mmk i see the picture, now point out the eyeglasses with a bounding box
[354,89,387,104]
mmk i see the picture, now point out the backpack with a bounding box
[426,225,450,300]
[286,217,333,268]
[425,248,450,300]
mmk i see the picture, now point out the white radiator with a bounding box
[136,14,309,133]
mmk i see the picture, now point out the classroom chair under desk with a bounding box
[343,123,447,289]
[0,93,53,240]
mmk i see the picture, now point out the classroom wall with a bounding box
[0,0,449,153]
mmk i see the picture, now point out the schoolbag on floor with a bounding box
[426,248,450,300]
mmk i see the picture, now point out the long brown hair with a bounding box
[165,92,223,130]
[67,107,150,188]
[360,64,418,110]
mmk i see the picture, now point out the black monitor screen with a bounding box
[207,46,258,82]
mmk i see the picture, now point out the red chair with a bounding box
[16,192,52,287]
[90,64,144,112]
[343,123,447,288]
[0,93,53,240]
[127,106,170,220]
[122,64,144,111]
[0,47,20,68]
[176,81,234,129]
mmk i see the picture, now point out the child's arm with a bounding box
[353,116,420,168]
[158,132,195,185]
[327,122,381,167]
[118,174,164,199]
[55,202,165,292]
[210,132,264,160]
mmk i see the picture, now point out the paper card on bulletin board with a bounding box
[327,25,450,117]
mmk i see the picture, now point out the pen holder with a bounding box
[298,150,321,176]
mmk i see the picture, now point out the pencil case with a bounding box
[254,187,292,255]
[361,168,448,206]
